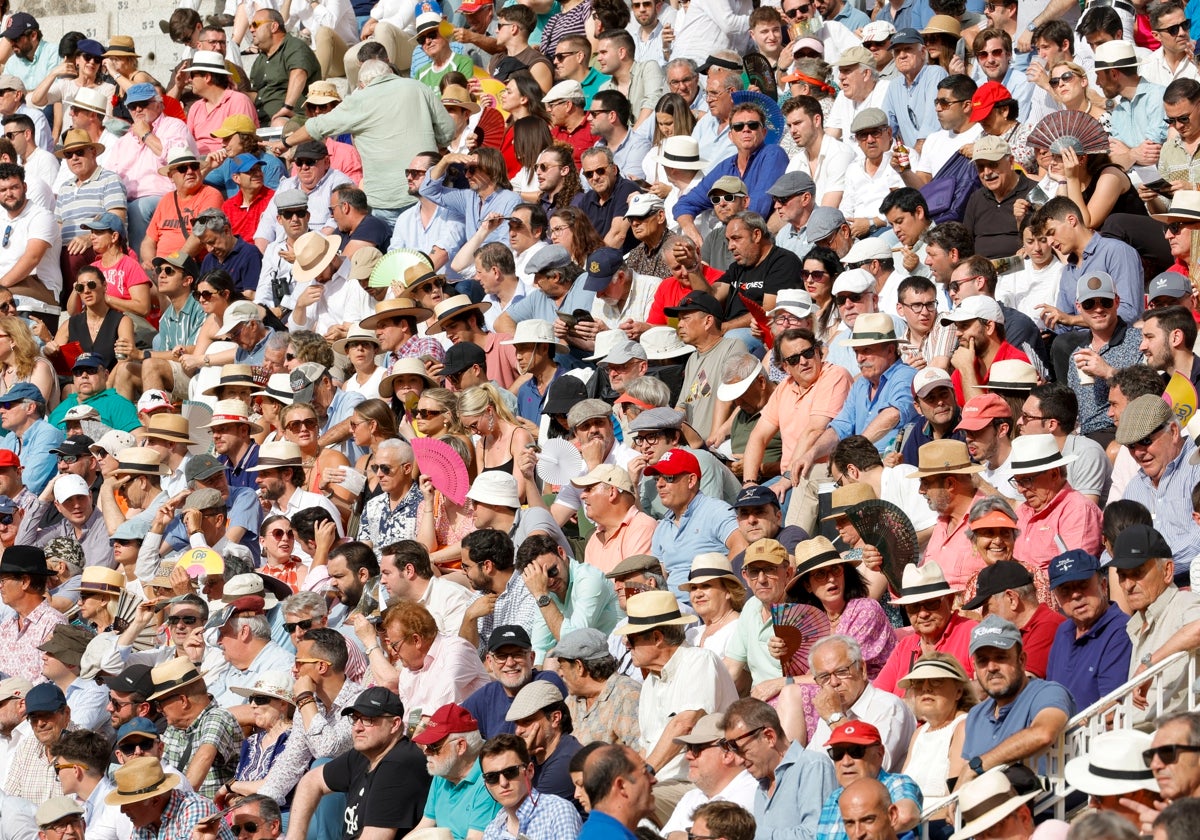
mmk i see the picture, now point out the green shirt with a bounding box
[249,34,322,122]
[416,53,475,91]
[49,388,140,432]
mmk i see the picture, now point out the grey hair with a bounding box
[265,331,291,353]
[377,438,414,463]
[456,729,485,758]
[192,208,232,237]
[665,57,699,76]
[623,375,671,407]
[1067,812,1139,840]
[358,59,392,86]
[965,495,1018,541]
[722,353,761,386]
[581,146,615,167]
[808,634,864,672]
[230,614,272,641]
[282,590,329,618]
[1158,712,1200,745]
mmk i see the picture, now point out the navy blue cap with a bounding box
[231,153,266,174]
[75,38,104,58]
[24,682,66,715]
[0,495,15,516]
[1049,549,1101,590]
[71,353,106,371]
[583,247,625,292]
[0,382,45,405]
[732,484,781,509]
[891,27,924,46]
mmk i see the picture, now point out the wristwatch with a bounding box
[826,712,846,726]
[969,755,985,775]
[1141,652,1154,667]
[536,594,552,608]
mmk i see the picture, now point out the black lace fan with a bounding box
[845,499,919,593]
[743,53,779,101]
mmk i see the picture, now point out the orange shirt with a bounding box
[761,362,853,459]
[145,186,224,258]
[585,505,657,575]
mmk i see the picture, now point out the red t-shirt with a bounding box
[952,341,1030,406]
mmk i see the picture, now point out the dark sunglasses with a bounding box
[172,162,201,173]
[829,744,871,761]
[1080,297,1114,311]
[0,513,12,526]
[730,120,763,132]
[482,764,524,785]
[230,823,260,836]
[854,127,885,141]
[1167,221,1194,234]
[1143,744,1200,765]
[283,618,316,633]
[285,417,319,432]
[552,50,580,61]
[1166,114,1192,127]
[280,209,309,220]
[1156,19,1191,35]
[783,4,810,16]
[166,614,201,627]
[405,168,427,179]
[1050,72,1078,86]
[371,463,396,475]
[836,292,864,305]
[73,281,100,293]
[193,289,216,301]
[156,265,181,276]
[655,473,686,484]
[782,347,818,365]
[1130,423,1169,449]
[62,148,88,160]
[414,408,445,419]
[800,269,829,280]
[119,737,157,752]
[248,695,276,706]
[581,167,608,179]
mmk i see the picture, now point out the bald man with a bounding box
[838,778,900,840]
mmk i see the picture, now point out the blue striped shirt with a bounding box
[56,166,128,243]
[816,770,923,840]
[482,789,582,840]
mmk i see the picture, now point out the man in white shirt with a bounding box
[0,161,61,303]
[287,231,374,338]
[826,47,892,141]
[0,676,30,786]
[783,96,853,209]
[840,109,906,238]
[1,113,55,208]
[378,540,478,635]
[906,74,981,187]
[1141,0,1200,86]
[662,712,758,840]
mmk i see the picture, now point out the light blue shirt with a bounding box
[754,740,837,840]
[692,113,733,172]
[1055,232,1145,327]
[419,175,521,245]
[1123,436,1200,571]
[650,493,739,595]
[882,63,949,147]
[876,0,934,29]
[833,3,871,29]
[530,560,623,659]
[828,357,918,453]
[505,279,597,324]
[65,675,114,733]
[4,40,59,92]
[425,760,502,840]
[1110,79,1168,147]
[210,640,297,708]
[326,387,367,463]
[0,418,64,494]
[389,203,468,279]
[483,789,580,840]
[604,129,654,180]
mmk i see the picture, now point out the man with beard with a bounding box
[962,560,1065,678]
[505,681,582,804]
[409,704,501,840]
[912,441,987,588]
[462,625,568,738]
[942,295,1029,405]
[1141,305,1200,392]
[326,542,381,623]
[957,394,1018,502]
[504,320,564,425]
[895,369,962,468]
[248,441,341,527]
[959,615,1073,787]
[140,149,222,267]
[459,530,539,653]
[389,152,466,273]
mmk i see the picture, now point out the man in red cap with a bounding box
[815,721,922,840]
[409,703,501,840]
[647,448,746,594]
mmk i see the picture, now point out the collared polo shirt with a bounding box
[1045,601,1131,710]
[828,358,918,453]
[962,678,1074,761]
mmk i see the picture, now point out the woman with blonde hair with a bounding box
[281,402,355,521]
[458,382,534,501]
[415,388,470,447]
[0,315,57,405]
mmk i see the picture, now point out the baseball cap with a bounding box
[411,703,479,744]
[826,720,882,747]
[1048,550,1101,590]
[0,382,44,406]
[831,268,874,296]
[834,45,875,68]
[115,716,159,745]
[970,81,1014,124]
[956,393,1012,431]
[969,614,1023,655]
[152,251,201,278]
[940,296,1004,325]
[890,27,924,46]
[972,135,1012,162]
[1148,271,1193,301]
[124,82,158,105]
[136,390,173,414]
[487,625,533,652]
[231,154,266,174]
[24,682,67,714]
[441,341,487,378]
[742,538,790,567]
[1,13,38,41]
[341,686,404,718]
[52,473,91,504]
[663,290,723,319]
[1110,524,1174,569]
[913,367,953,399]
[72,353,106,372]
[707,175,747,197]
[584,247,625,292]
[962,560,1034,611]
[732,484,781,509]
[292,140,329,161]
[624,193,665,218]
[643,448,701,478]
[1076,272,1116,302]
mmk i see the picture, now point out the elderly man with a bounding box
[798,313,917,473]
[912,440,986,589]
[359,439,421,549]
[571,146,640,249]
[576,464,657,575]
[827,48,892,141]
[253,143,354,249]
[962,560,1065,678]
[104,756,230,840]
[553,628,641,749]
[406,704,500,840]
[544,80,594,168]
[881,29,947,152]
[1045,550,1132,711]
[1010,434,1103,569]
[627,408,740,517]
[3,682,72,800]
[195,209,262,296]
[720,697,836,840]
[617,590,738,823]
[209,598,294,709]
[815,721,921,840]
[960,615,1074,786]
[463,625,568,739]
[54,129,126,280]
[661,712,757,840]
[381,601,490,713]
[875,563,976,695]
[1145,713,1200,808]
[723,539,796,701]
[647,448,746,594]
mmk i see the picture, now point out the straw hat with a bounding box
[612,590,698,635]
[948,768,1038,840]
[890,561,959,605]
[146,658,207,702]
[291,232,342,283]
[1064,730,1158,797]
[1007,434,1076,475]
[332,325,382,355]
[247,441,304,471]
[200,399,263,434]
[379,357,438,398]
[79,567,125,598]
[821,482,876,521]
[679,553,745,593]
[113,447,169,477]
[978,359,1038,392]
[134,414,195,445]
[839,312,900,347]
[791,536,847,578]
[229,669,296,705]
[426,294,492,334]
[500,319,568,353]
[909,439,985,479]
[251,373,294,406]
[156,147,200,176]
[104,757,180,806]
[359,297,433,330]
[201,364,257,397]
[54,128,103,158]
[896,652,971,689]
[1151,190,1200,224]
[440,84,480,114]
[103,36,140,58]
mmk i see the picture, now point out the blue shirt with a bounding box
[462,670,568,739]
[1067,319,1142,435]
[1110,79,1168,147]
[505,281,597,326]
[201,238,263,296]
[163,485,263,563]
[816,770,922,840]
[651,493,739,595]
[425,760,502,840]
[833,4,871,29]
[828,358,918,453]
[419,175,521,245]
[876,0,934,29]
[578,810,636,840]
[1045,601,1131,711]
[483,788,580,840]
[604,130,653,180]
[1122,435,1200,571]
[326,388,367,462]
[754,740,837,840]
[883,63,949,147]
[962,678,1075,763]
[1055,233,1145,328]
[0,418,64,494]
[220,442,260,491]
[516,367,562,424]
[673,143,791,223]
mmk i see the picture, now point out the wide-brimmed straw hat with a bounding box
[890,562,959,606]
[104,757,180,805]
[612,590,697,635]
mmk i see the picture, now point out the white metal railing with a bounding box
[919,650,1200,836]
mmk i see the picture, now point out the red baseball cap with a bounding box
[0,450,20,469]
[644,448,701,478]
[956,393,1012,431]
[458,0,491,11]
[826,720,882,747]
[970,81,1014,123]
[412,703,479,745]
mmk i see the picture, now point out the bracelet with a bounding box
[281,136,291,149]
[294,691,316,706]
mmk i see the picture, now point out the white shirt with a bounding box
[1143,48,1200,86]
[288,261,375,335]
[662,769,758,836]
[289,0,358,46]
[787,138,855,206]
[827,81,891,140]
[85,776,134,840]
[21,147,59,208]
[669,0,752,62]
[0,721,27,790]
[514,240,548,288]
[417,574,480,637]
[0,199,62,294]
[840,151,906,221]
[483,278,533,332]
[591,271,662,329]
[881,464,938,531]
[370,0,419,33]
[981,455,1022,502]
[914,123,982,177]
[996,258,1063,331]
[806,682,917,771]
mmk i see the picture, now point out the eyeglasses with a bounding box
[166,614,201,627]
[863,39,889,49]
[294,657,331,666]
[417,31,440,44]
[688,832,719,840]
[280,209,308,220]
[710,193,745,205]
[41,818,83,837]
[156,265,182,276]
[836,292,864,305]
[581,167,609,179]
[1008,474,1039,489]
[683,742,719,758]
[1143,744,1200,765]
[730,120,763,132]
[172,162,201,173]
[230,823,260,837]
[854,127,885,141]
[1166,114,1193,127]
[801,269,829,280]
[720,726,765,756]
[53,762,85,773]
[482,764,524,785]
[1,130,24,140]
[632,432,664,446]
[829,744,871,761]
[414,408,445,419]
[1130,423,1169,449]
[814,665,857,685]
[782,347,818,365]
[742,565,781,579]
[73,281,100,293]
[1050,72,1078,87]
[552,49,580,62]
[249,19,272,29]
[248,694,276,706]
[934,97,967,109]
[1080,298,1114,311]
[193,289,216,301]
[1155,19,1192,35]
[405,168,427,179]
[284,417,319,432]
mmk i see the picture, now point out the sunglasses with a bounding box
[854,127,885,141]
[836,292,864,305]
[1144,744,1200,765]
[720,726,764,756]
[581,167,608,179]
[1050,72,1078,86]
[268,528,295,540]
[829,744,871,761]
[782,347,818,365]
[710,193,745,205]
[166,614,201,627]
[370,463,400,475]
[975,47,1008,59]
[1130,423,1169,449]
[283,618,316,633]
[784,4,810,16]
[1156,19,1191,35]
[933,97,967,108]
[73,280,101,293]
[156,265,181,276]
[230,824,260,837]
[0,303,12,313]
[280,209,309,220]
[417,31,439,44]
[414,408,445,419]
[285,417,319,432]
[730,120,763,132]
[552,50,580,62]
[1080,297,1114,311]
[193,289,216,301]
[800,269,829,280]
[172,162,201,173]
[482,764,524,785]
[863,39,889,48]
[1166,114,1192,127]
[405,168,427,179]
[62,148,88,160]
[1167,221,1195,234]
[655,473,687,484]
[123,735,160,752]
[248,695,276,706]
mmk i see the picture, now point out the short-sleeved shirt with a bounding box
[462,670,568,738]
[828,358,918,453]
[56,166,128,243]
[761,364,853,462]
[249,34,323,122]
[1019,602,1068,679]
[1045,601,1131,711]
[422,758,501,838]
[342,214,393,253]
[145,187,224,258]
[724,599,782,685]
[650,492,739,594]
[962,678,1074,761]
[323,738,431,840]
[718,245,802,308]
[677,336,748,438]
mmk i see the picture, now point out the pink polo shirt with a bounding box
[921,492,988,589]
[187,88,259,156]
[1015,484,1103,571]
[109,113,198,200]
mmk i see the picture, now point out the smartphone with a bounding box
[1143,178,1175,196]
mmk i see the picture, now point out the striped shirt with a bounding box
[55,166,127,242]
[153,295,206,352]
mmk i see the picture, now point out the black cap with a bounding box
[441,341,487,379]
[1110,524,1174,569]
[341,686,405,718]
[104,663,157,697]
[698,54,742,74]
[962,560,1033,611]
[50,435,96,458]
[544,377,588,415]
[732,484,781,509]
[664,291,723,320]
[487,625,532,652]
[292,140,329,161]
[0,545,52,576]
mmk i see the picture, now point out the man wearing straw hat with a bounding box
[1009,433,1102,567]
[910,440,987,590]
[286,230,374,338]
[135,413,196,498]
[946,767,1037,840]
[615,589,738,823]
[105,755,232,839]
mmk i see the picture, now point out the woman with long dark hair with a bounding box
[498,70,549,177]
[43,265,135,372]
[802,246,844,342]
[511,115,555,200]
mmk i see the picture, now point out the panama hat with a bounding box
[890,561,959,605]
[201,399,263,434]
[612,590,697,635]
[839,312,900,347]
[359,297,433,330]
[134,414,195,445]
[909,439,985,478]
[146,658,207,702]
[291,232,342,283]
[426,294,492,335]
[229,669,295,705]
[949,768,1038,840]
[679,553,745,594]
[104,757,180,805]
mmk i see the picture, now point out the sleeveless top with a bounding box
[67,309,124,369]
[1083,165,1148,218]
[905,712,969,803]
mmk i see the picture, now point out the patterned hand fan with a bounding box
[770,603,832,677]
[1026,111,1110,155]
[742,53,778,101]
[181,400,213,456]
[412,436,470,506]
[732,90,785,146]
[845,499,918,594]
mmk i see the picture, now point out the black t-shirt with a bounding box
[719,245,803,317]
[322,737,431,840]
[342,213,393,252]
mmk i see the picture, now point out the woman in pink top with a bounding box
[82,213,155,324]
